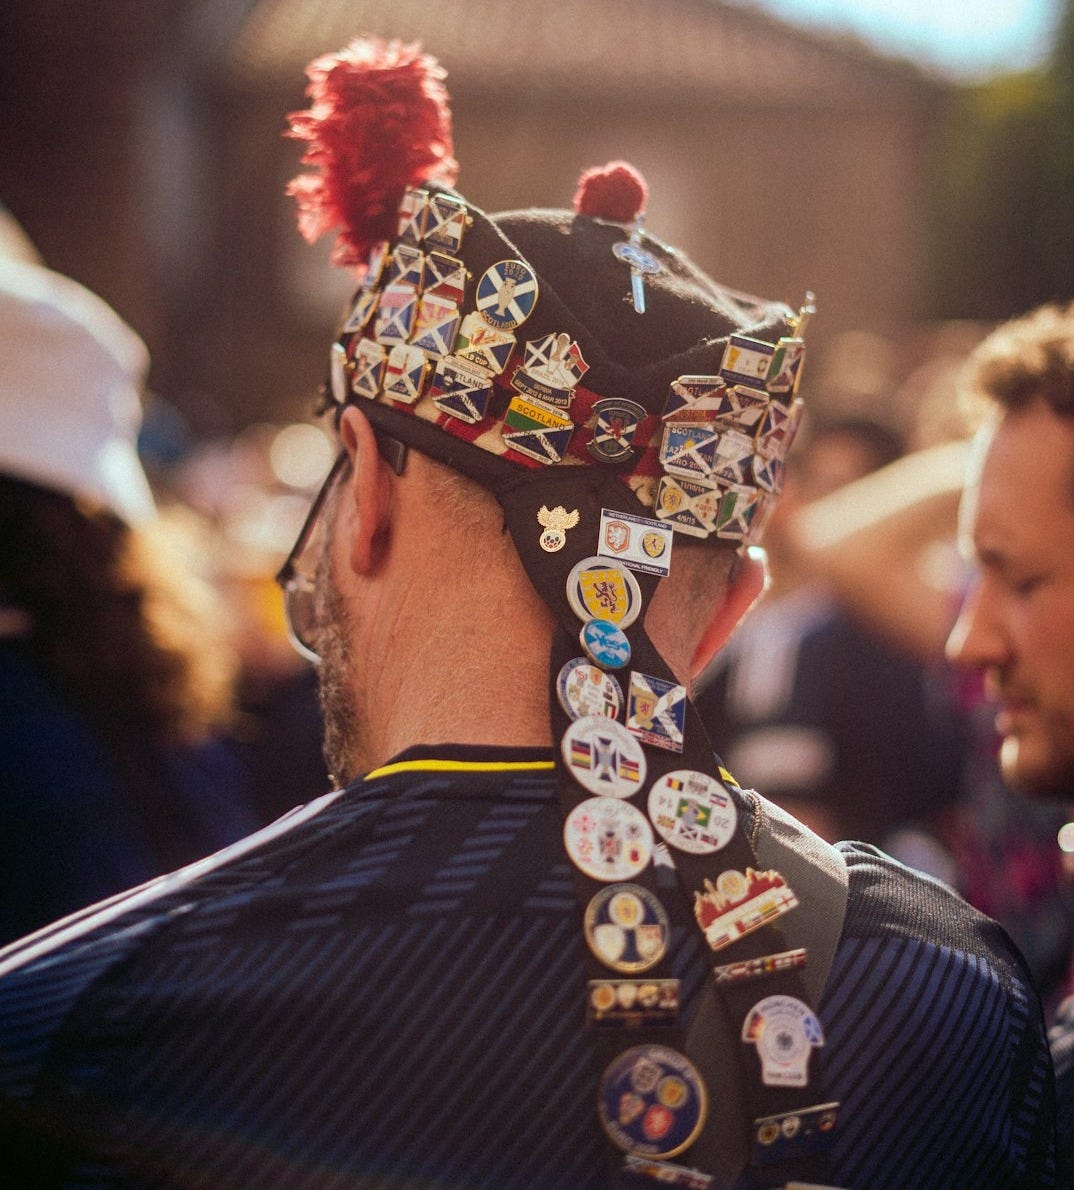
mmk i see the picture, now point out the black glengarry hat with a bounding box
[287,37,812,547]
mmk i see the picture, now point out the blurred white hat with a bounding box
[0,258,155,525]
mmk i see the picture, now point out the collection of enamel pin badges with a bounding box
[329,186,811,551]
[556,529,837,1187]
[331,188,834,1187]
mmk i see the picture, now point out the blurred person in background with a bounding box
[695,415,967,875]
[942,300,1074,1180]
[0,255,258,943]
[165,423,331,824]
[783,384,1074,1015]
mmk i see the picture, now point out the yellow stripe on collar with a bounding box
[364,758,556,782]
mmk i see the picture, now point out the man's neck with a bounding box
[350,553,557,774]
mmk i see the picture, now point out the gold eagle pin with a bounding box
[537,505,580,552]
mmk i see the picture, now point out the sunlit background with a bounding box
[1,0,1071,561]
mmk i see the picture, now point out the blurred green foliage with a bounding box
[928,1,1074,320]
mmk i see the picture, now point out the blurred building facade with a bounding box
[0,0,950,435]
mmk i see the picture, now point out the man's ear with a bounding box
[689,547,768,681]
[337,406,394,575]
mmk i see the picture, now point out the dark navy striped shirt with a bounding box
[0,746,1055,1187]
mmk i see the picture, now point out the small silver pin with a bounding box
[612,218,662,314]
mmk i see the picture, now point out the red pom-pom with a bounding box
[286,37,458,272]
[573,161,648,223]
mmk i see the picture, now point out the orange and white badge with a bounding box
[598,509,673,578]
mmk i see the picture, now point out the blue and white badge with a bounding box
[424,193,470,254]
[584,883,670,973]
[720,334,775,388]
[598,1045,707,1160]
[654,475,723,538]
[766,336,806,395]
[659,422,721,482]
[455,312,516,375]
[627,672,686,753]
[742,995,824,1087]
[383,343,430,405]
[476,259,539,329]
[386,243,425,289]
[374,283,419,345]
[511,332,588,408]
[430,356,494,424]
[411,294,461,357]
[709,429,755,487]
[714,485,766,543]
[341,287,379,335]
[588,397,649,463]
[396,188,429,243]
[580,618,632,670]
[563,716,646,798]
[347,338,386,400]
[421,251,468,305]
[647,770,736,854]
[662,375,727,422]
[557,658,623,721]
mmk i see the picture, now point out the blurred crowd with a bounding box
[0,206,328,946]
[2,201,1072,1025]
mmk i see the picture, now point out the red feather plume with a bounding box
[286,37,458,272]
[572,161,648,224]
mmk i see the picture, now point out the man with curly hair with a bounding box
[946,300,1074,1182]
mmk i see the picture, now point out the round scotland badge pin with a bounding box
[557,658,623,721]
[566,555,642,628]
[647,770,737,855]
[475,259,539,329]
[584,883,670,973]
[564,796,653,882]
[580,618,632,669]
[598,1044,707,1159]
[562,716,646,798]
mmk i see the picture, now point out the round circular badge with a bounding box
[564,797,653,882]
[562,716,647,798]
[583,883,670,973]
[566,556,643,628]
[598,1045,707,1159]
[475,259,539,329]
[647,770,738,855]
[579,618,632,670]
[556,659,623,721]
